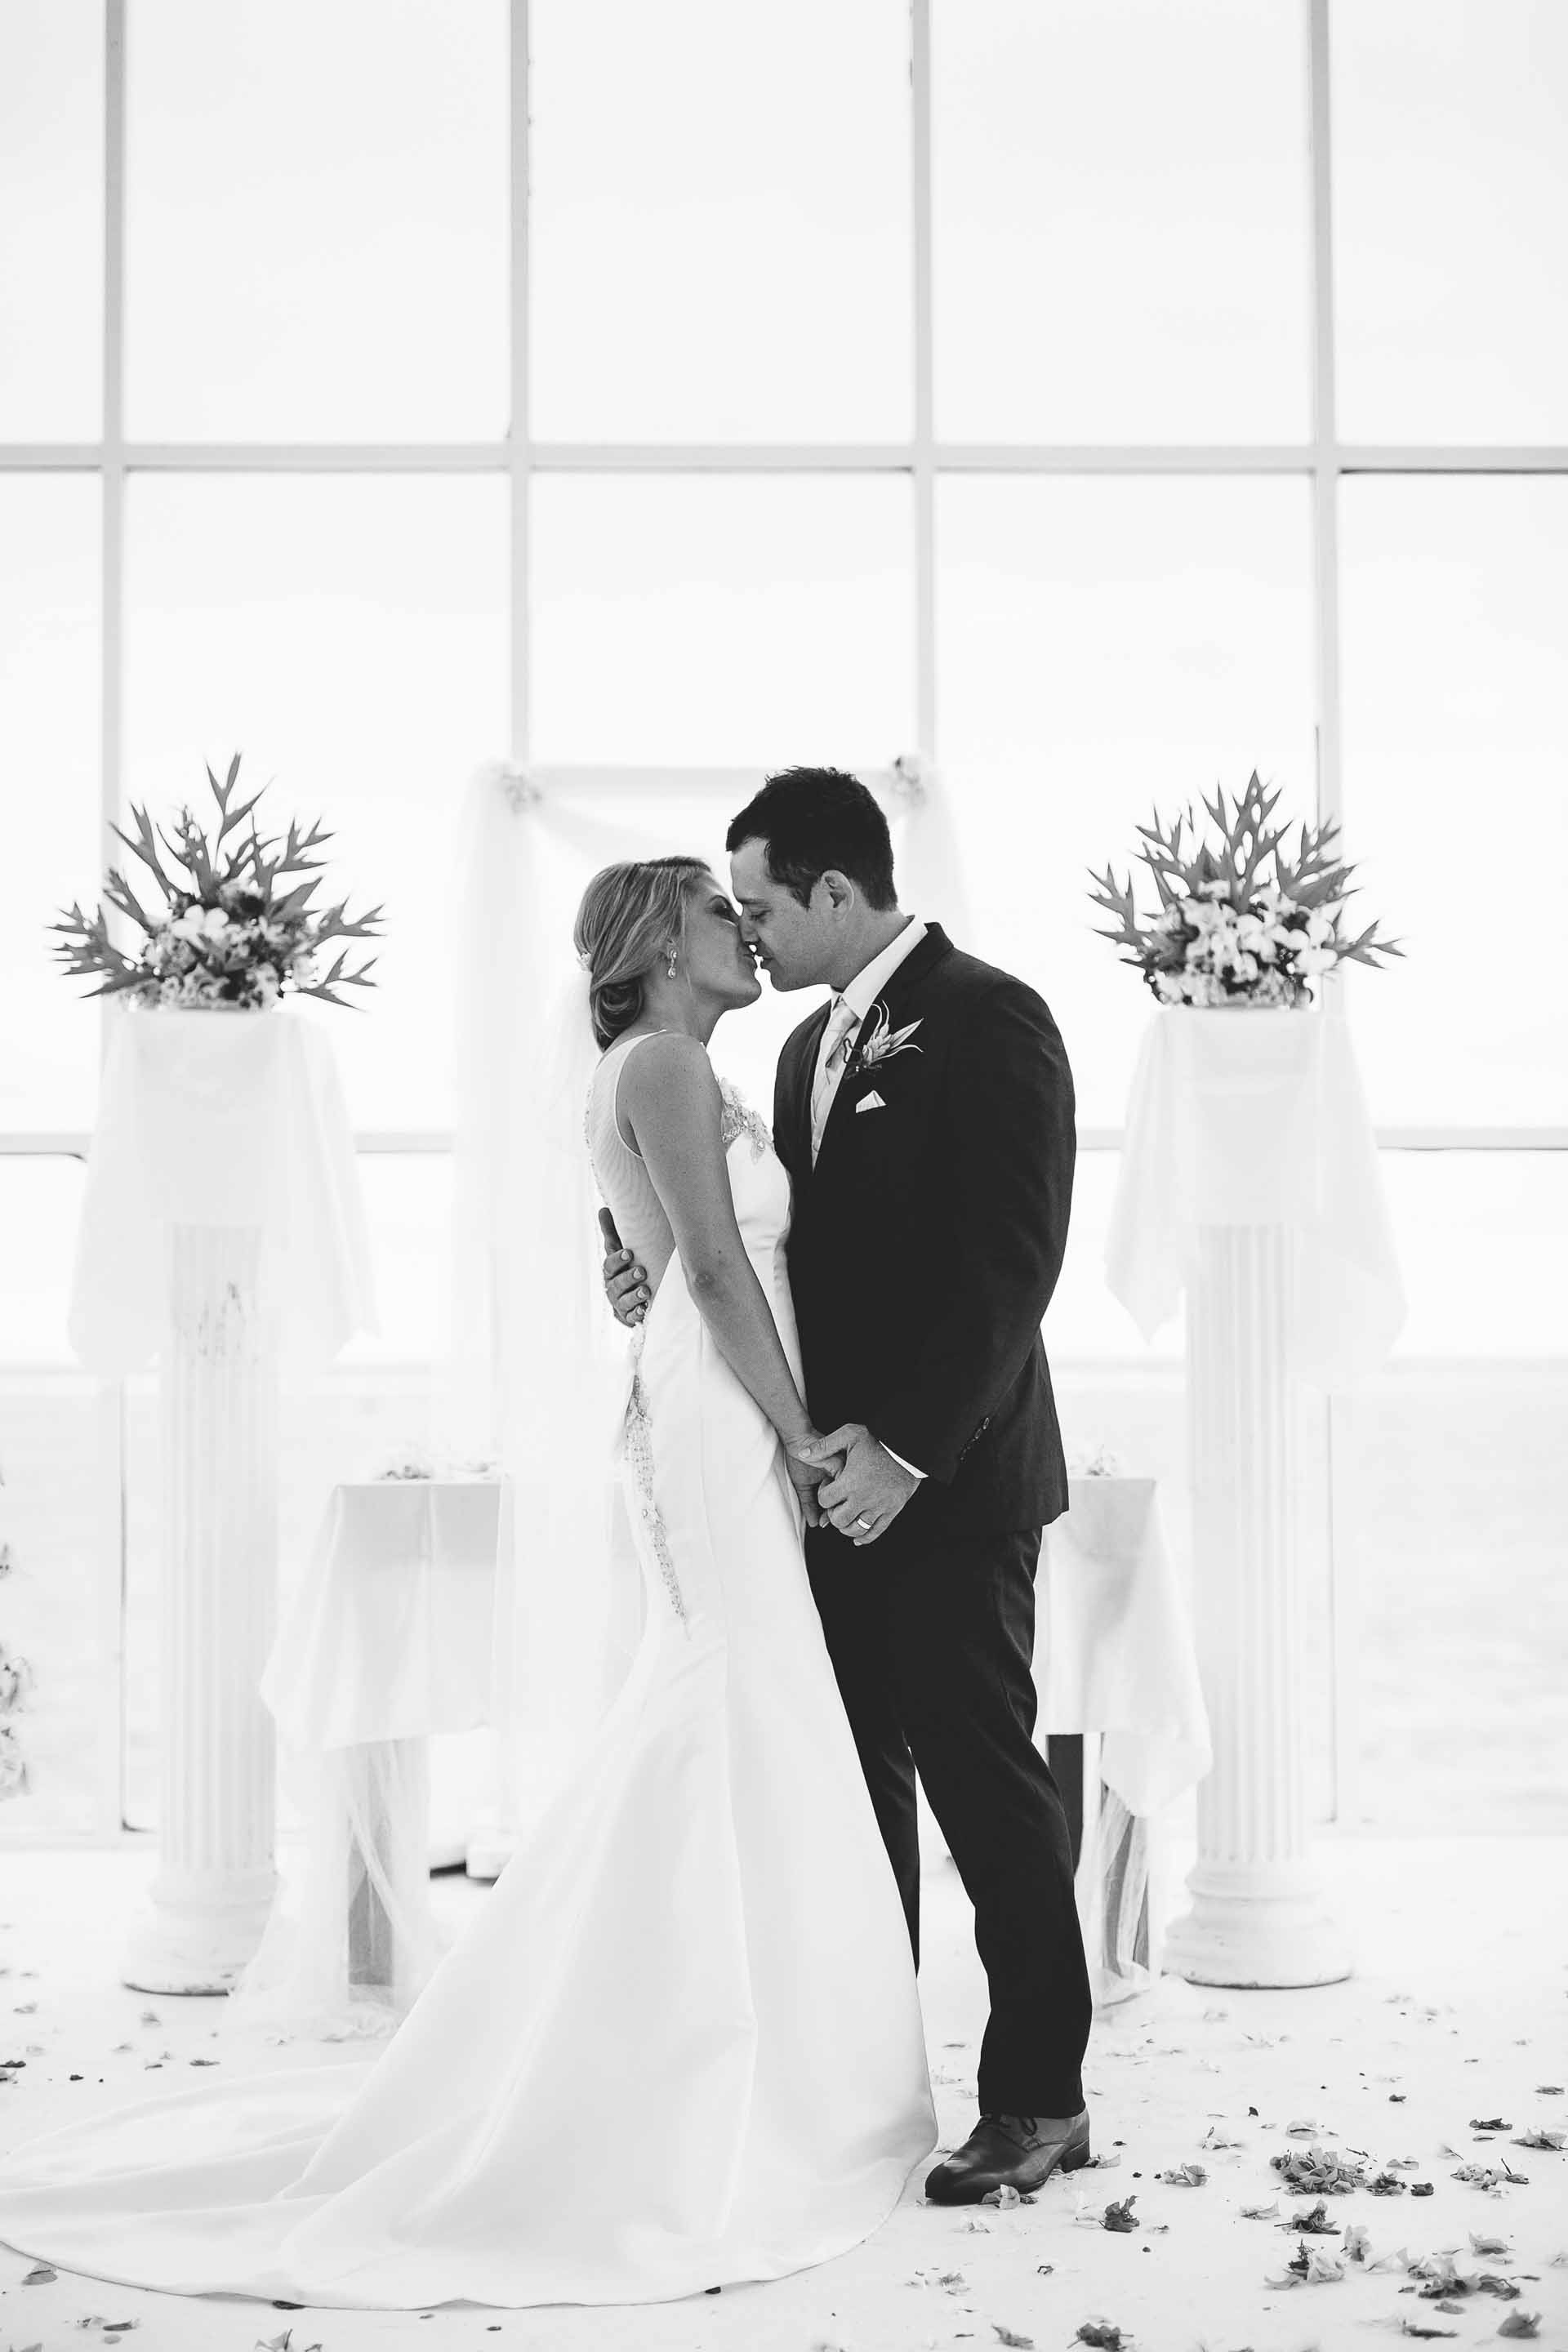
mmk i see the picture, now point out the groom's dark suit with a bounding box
[774,922,1091,2118]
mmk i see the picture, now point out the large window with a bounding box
[2,0,1565,1838]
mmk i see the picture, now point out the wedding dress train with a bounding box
[0,1040,935,2309]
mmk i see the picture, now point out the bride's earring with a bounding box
[666,947,678,978]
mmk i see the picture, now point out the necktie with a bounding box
[810,996,860,1161]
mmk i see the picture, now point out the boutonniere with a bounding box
[856,1000,923,1071]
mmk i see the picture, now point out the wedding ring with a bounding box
[854,1514,871,1529]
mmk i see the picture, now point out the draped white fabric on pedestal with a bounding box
[69,1006,374,1375]
[1105,1006,1405,1387]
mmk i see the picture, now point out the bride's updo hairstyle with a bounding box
[574,855,710,1049]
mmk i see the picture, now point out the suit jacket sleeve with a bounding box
[868,982,1075,1483]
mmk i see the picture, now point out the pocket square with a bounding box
[856,1089,886,1112]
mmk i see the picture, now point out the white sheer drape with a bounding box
[234,1736,440,2040]
[446,769,653,1839]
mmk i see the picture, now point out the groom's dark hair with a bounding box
[725,767,898,911]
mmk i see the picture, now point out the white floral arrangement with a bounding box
[1089,772,1401,1008]
[51,754,383,1012]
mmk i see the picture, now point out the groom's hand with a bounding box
[599,1209,648,1327]
[791,1424,919,1547]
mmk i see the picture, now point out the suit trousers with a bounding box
[805,1486,1091,2118]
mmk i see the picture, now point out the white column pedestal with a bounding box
[1162,1224,1352,1989]
[121,1225,280,1993]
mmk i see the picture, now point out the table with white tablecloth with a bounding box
[1033,1473,1210,2005]
[234,1476,511,2039]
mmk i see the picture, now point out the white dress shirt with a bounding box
[808,915,929,1482]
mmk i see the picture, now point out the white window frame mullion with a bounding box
[510,0,532,766]
[911,0,937,760]
[96,0,131,1839]
[1307,0,1357,1830]
[1308,0,1343,840]
[6,443,1567,478]
[100,0,126,964]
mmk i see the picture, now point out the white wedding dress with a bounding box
[0,1036,935,2310]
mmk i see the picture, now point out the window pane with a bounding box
[1339,1365,1568,1831]
[530,0,911,442]
[125,0,508,439]
[341,1153,453,1369]
[1334,1153,1568,1829]
[0,477,101,1129]
[933,0,1311,442]
[0,1373,117,1838]
[1380,1152,1567,1361]
[0,0,102,438]
[1333,0,1568,442]
[124,475,510,1129]
[937,476,1316,1125]
[0,1156,86,1366]
[1339,478,1568,1125]
[530,477,915,764]
[0,1160,114,1838]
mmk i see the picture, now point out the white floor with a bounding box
[1,1833,1565,2352]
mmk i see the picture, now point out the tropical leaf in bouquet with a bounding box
[167,807,220,899]
[1085,864,1149,961]
[207,752,268,849]
[47,904,154,996]
[51,752,382,1009]
[314,893,385,942]
[108,802,183,904]
[100,867,161,937]
[264,877,320,921]
[296,940,382,1010]
[1339,915,1405,967]
[1218,775,1293,896]
[270,813,335,875]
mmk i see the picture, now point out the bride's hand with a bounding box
[785,1437,843,1528]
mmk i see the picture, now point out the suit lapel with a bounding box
[782,998,833,1177]
[814,924,954,1170]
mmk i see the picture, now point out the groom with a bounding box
[608,766,1092,2203]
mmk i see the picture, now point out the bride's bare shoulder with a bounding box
[616,1031,723,1134]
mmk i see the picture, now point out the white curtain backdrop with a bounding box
[443,760,973,1824]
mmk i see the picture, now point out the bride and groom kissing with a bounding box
[590,768,1092,2206]
[0,765,1092,2314]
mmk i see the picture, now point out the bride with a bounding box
[0,856,936,2311]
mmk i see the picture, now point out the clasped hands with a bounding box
[600,1227,917,1548]
[790,1424,920,1546]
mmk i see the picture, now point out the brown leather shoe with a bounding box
[924,2108,1092,2205]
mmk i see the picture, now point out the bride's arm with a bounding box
[619,1033,816,1454]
